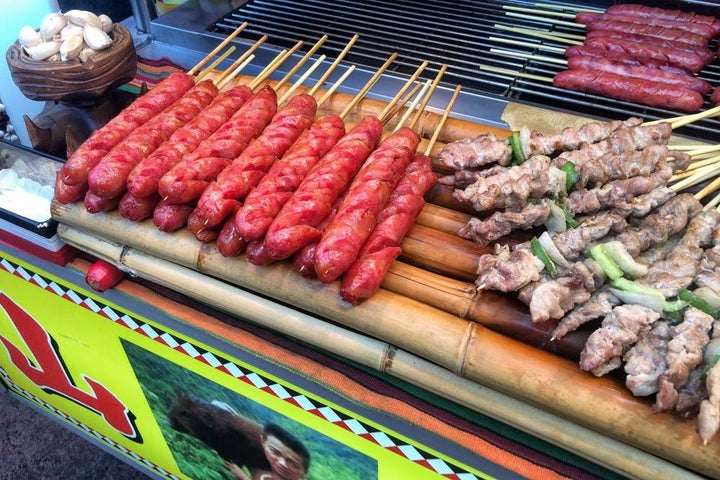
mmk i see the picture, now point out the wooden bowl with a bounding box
[6,23,138,103]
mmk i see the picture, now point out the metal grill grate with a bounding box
[209,0,720,142]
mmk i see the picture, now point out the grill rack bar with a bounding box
[209,0,720,142]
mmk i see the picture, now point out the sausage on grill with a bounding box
[606,4,720,36]
[576,11,716,40]
[583,36,708,73]
[567,54,712,95]
[585,19,710,47]
[553,68,704,112]
[314,127,421,284]
[584,30,714,66]
[564,45,691,75]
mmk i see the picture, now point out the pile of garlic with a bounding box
[17,10,115,63]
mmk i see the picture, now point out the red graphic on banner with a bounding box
[0,292,141,441]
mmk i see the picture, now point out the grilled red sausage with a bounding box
[566,54,712,95]
[88,80,218,199]
[262,115,383,261]
[585,19,710,47]
[245,240,274,265]
[606,4,720,36]
[564,45,691,75]
[152,200,195,232]
[118,192,160,221]
[59,71,195,187]
[127,85,253,198]
[54,173,88,204]
[235,114,346,242]
[576,11,716,40]
[583,36,708,73]
[340,155,436,304]
[553,68,704,112]
[158,85,278,204]
[84,190,120,214]
[187,93,317,238]
[314,127,421,283]
[584,30,714,66]
[216,215,247,257]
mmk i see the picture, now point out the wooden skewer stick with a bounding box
[318,65,357,110]
[380,82,423,126]
[647,105,720,129]
[188,22,248,75]
[410,64,448,130]
[308,34,360,97]
[694,175,720,201]
[704,189,720,211]
[195,46,237,82]
[216,54,256,90]
[213,35,268,87]
[340,52,399,119]
[671,160,720,192]
[278,54,327,104]
[379,60,430,121]
[424,84,461,156]
[275,35,329,91]
[249,41,304,90]
[395,80,432,131]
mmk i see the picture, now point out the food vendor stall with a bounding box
[3,1,720,479]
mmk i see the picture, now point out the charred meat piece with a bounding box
[438,133,511,170]
[527,117,642,157]
[580,304,659,377]
[623,320,671,397]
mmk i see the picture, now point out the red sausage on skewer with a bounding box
[87,79,219,199]
[158,85,278,204]
[340,154,437,304]
[234,114,346,242]
[263,115,384,261]
[187,93,317,238]
[58,71,195,188]
[313,126,421,284]
[127,84,253,198]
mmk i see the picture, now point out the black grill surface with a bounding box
[209,0,720,142]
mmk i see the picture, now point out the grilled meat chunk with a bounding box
[527,117,643,156]
[438,133,511,170]
[623,320,672,396]
[580,304,659,376]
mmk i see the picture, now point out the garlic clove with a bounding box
[65,9,102,29]
[23,41,61,61]
[39,12,68,41]
[59,23,84,41]
[60,34,84,61]
[98,14,113,33]
[18,25,43,48]
[78,47,95,63]
[82,24,113,51]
